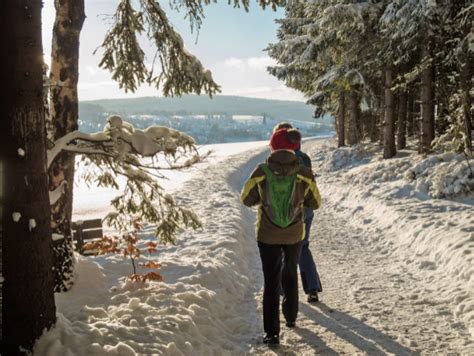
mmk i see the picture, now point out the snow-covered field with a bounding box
[35,138,473,355]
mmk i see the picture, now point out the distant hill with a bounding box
[80,95,328,123]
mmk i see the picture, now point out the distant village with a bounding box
[79,113,334,144]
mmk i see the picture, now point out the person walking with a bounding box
[273,122,323,303]
[241,128,321,346]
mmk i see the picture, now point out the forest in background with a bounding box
[267,1,473,158]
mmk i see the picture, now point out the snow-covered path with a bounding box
[36,144,272,355]
[35,138,473,355]
[261,201,471,355]
[251,140,473,355]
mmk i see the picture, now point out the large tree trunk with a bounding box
[397,90,407,150]
[337,91,345,147]
[420,46,435,154]
[348,88,360,145]
[1,0,56,352]
[383,69,396,158]
[48,0,85,292]
[460,61,472,155]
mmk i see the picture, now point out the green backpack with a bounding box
[260,163,297,228]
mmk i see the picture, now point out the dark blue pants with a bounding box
[258,241,301,336]
[299,215,322,293]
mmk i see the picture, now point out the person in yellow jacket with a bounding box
[241,128,321,346]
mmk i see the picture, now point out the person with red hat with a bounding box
[241,128,321,346]
[273,122,323,303]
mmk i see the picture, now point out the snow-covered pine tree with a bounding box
[378,0,449,154]
[1,1,56,352]
[269,0,470,158]
[432,1,473,156]
[268,0,384,147]
[377,1,407,158]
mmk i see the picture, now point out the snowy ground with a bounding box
[35,138,473,355]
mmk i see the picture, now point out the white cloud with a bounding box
[213,56,305,102]
[223,57,245,67]
[247,56,276,70]
[222,56,276,72]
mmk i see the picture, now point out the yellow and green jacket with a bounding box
[241,150,321,245]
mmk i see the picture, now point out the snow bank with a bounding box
[406,153,474,199]
[35,143,270,355]
[34,136,473,354]
[317,141,474,199]
[318,143,378,171]
[306,140,474,338]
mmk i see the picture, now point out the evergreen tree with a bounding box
[268,0,384,146]
[269,0,472,159]
[432,1,473,155]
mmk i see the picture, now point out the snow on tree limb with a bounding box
[47,131,110,168]
[49,115,205,244]
[47,115,196,169]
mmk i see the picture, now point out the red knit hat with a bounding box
[270,128,301,151]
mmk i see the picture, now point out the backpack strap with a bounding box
[260,163,272,178]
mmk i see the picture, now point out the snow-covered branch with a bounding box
[45,115,204,244]
[47,115,196,169]
[47,131,110,168]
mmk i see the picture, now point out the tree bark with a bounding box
[348,88,360,145]
[420,46,435,154]
[48,0,85,292]
[337,91,345,147]
[383,69,396,158]
[397,90,407,150]
[0,0,56,352]
[460,61,472,155]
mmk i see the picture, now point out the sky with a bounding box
[42,0,305,102]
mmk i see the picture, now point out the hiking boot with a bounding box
[263,334,280,346]
[286,321,296,328]
[307,291,319,303]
